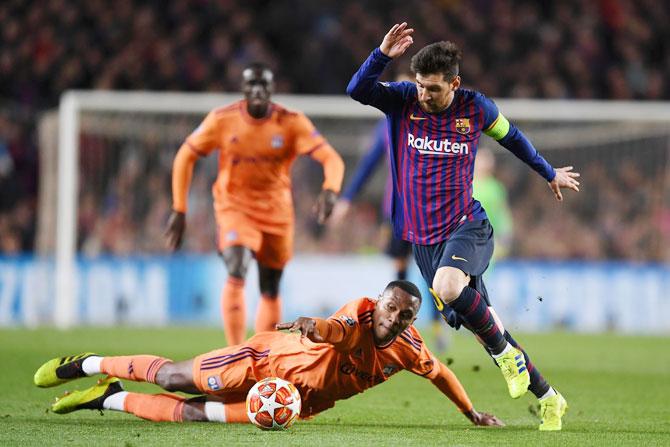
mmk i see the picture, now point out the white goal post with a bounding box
[54,91,670,328]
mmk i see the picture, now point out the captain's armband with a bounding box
[483,113,510,141]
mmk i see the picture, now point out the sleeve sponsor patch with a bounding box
[339,315,356,327]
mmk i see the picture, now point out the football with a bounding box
[246,377,302,430]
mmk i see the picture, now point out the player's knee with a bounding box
[159,372,189,392]
[222,248,252,279]
[432,273,467,303]
[260,286,279,297]
[259,267,283,297]
[226,264,247,279]
[154,364,173,390]
[181,400,208,422]
[259,278,280,297]
[155,364,188,392]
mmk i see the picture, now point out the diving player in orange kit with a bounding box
[34,280,503,427]
[165,62,345,345]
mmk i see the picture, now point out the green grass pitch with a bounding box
[1,328,668,446]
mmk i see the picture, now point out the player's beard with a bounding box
[247,100,270,118]
[420,100,445,114]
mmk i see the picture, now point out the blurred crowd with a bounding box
[64,125,670,262]
[2,0,667,103]
[1,0,669,260]
[497,156,669,262]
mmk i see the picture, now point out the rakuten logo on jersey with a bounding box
[407,133,469,155]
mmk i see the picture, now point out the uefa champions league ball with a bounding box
[246,377,302,430]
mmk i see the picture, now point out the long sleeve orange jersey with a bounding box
[171,100,344,230]
[266,298,473,417]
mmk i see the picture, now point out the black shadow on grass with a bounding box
[304,421,502,430]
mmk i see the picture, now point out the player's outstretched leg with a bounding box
[34,353,96,387]
[51,377,124,414]
[51,379,248,424]
[51,377,186,421]
[491,345,530,399]
[433,283,530,398]
[539,390,568,431]
[502,330,568,430]
[35,354,173,388]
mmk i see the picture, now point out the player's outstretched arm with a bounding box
[548,166,580,201]
[379,22,415,58]
[346,23,414,110]
[427,360,504,427]
[277,316,356,349]
[463,409,505,427]
[276,317,325,343]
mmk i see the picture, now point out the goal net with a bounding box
[39,92,670,328]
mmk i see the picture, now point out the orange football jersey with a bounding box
[267,298,440,417]
[180,100,342,230]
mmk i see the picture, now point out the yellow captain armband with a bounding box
[483,113,510,141]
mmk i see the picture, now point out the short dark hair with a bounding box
[385,280,422,303]
[245,61,271,73]
[410,41,462,80]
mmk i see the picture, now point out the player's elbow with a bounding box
[346,79,366,102]
[175,144,199,167]
[332,152,345,173]
[345,79,357,97]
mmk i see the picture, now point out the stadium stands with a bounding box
[1,0,668,258]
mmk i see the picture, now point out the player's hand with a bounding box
[380,22,415,58]
[314,189,338,225]
[464,409,505,427]
[164,210,186,251]
[329,199,351,227]
[276,317,325,343]
[548,166,580,201]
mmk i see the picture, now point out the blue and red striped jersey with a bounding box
[347,48,555,245]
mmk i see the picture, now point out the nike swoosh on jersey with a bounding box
[409,114,427,121]
[451,255,468,262]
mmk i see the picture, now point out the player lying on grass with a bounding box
[34,280,502,427]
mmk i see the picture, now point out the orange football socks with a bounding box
[124,393,185,422]
[224,401,248,423]
[100,355,171,383]
[222,277,246,345]
[255,294,282,333]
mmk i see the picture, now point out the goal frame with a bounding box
[55,90,670,327]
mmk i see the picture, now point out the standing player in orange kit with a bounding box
[34,280,503,428]
[165,63,345,345]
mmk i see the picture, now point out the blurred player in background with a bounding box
[34,281,503,428]
[165,63,344,345]
[473,148,513,263]
[347,23,580,430]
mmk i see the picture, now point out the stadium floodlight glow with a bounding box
[53,90,670,328]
